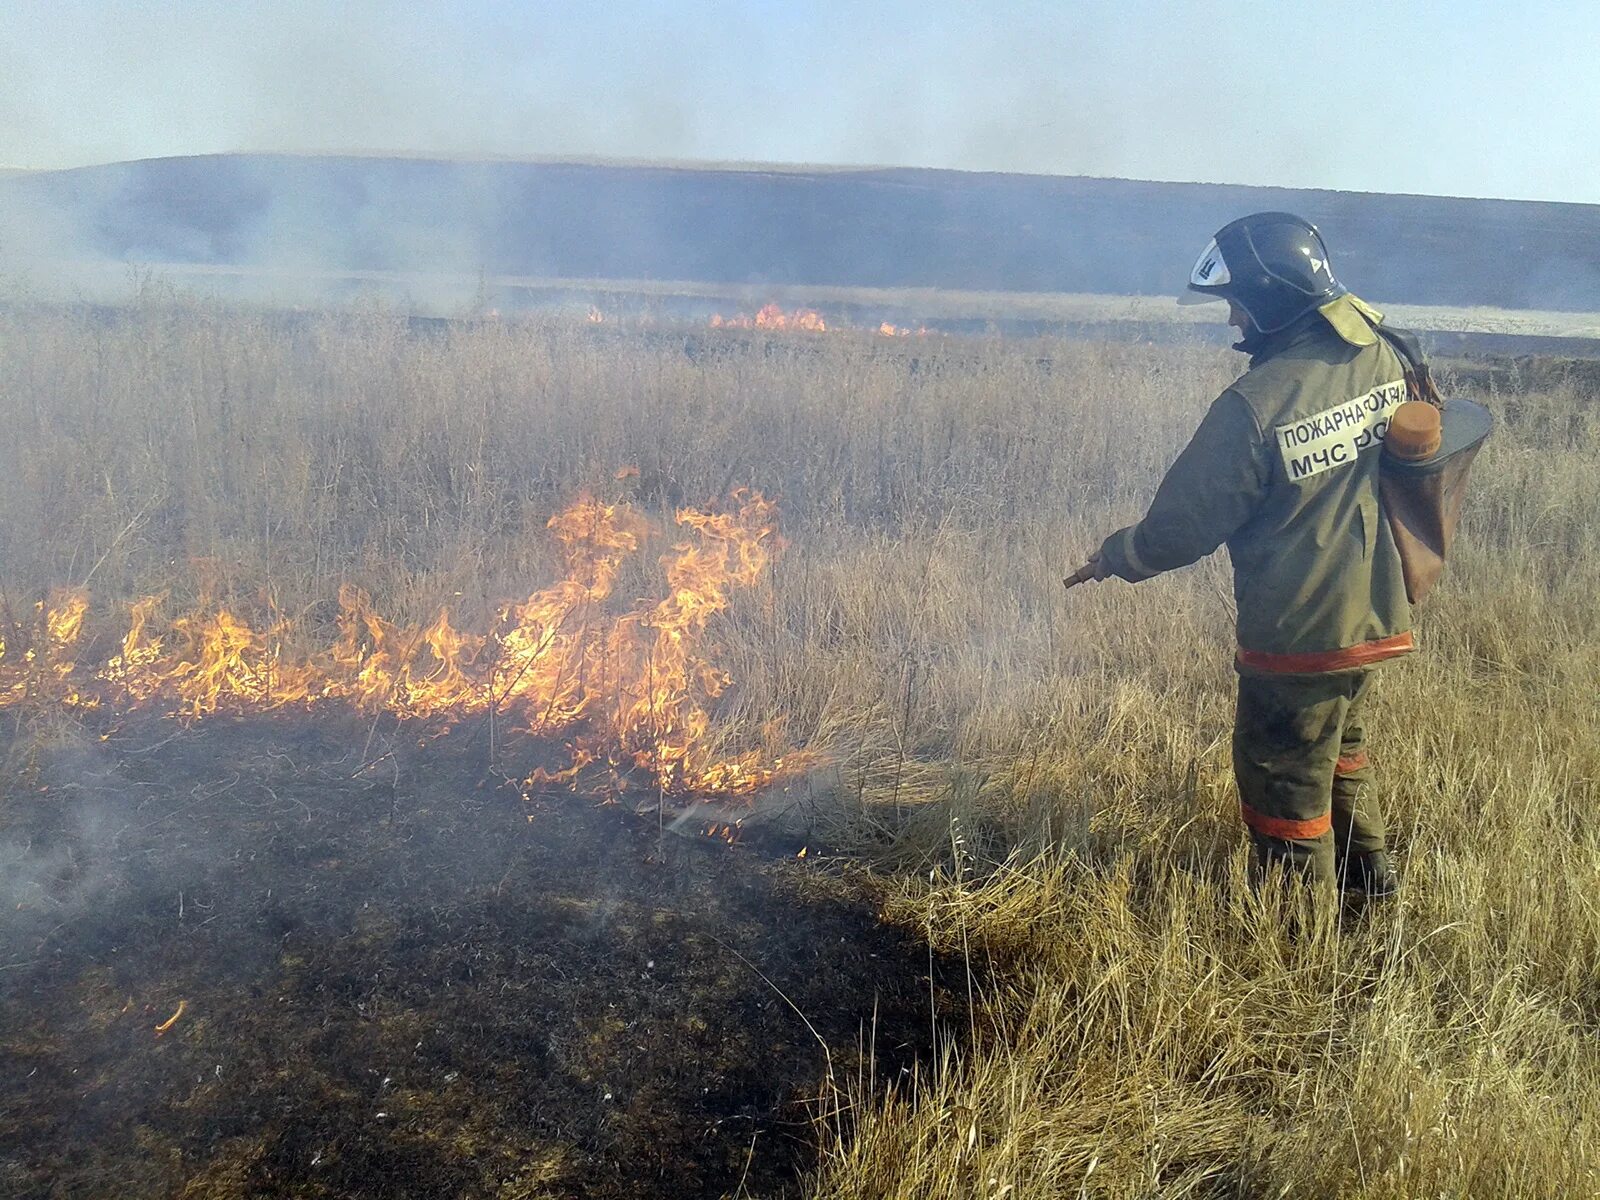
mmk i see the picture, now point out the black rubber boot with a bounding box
[1341,849,1399,899]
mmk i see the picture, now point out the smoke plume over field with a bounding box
[6,153,1600,319]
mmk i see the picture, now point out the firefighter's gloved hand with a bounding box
[1062,552,1110,590]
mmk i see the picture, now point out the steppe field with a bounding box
[2,301,1598,1199]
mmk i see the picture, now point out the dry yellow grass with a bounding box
[2,301,1598,1197]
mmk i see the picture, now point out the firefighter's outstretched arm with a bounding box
[1066,390,1269,588]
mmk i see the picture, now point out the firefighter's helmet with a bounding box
[1183,212,1346,334]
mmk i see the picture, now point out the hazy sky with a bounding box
[4,1,1597,202]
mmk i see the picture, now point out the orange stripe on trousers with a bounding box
[1240,804,1332,841]
[1335,750,1370,775]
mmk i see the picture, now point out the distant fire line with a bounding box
[572,301,931,337]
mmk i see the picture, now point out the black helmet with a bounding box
[1184,212,1345,334]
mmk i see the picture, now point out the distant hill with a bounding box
[4,153,1600,312]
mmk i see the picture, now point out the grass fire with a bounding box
[2,300,1598,1200]
[4,489,791,800]
[709,304,827,332]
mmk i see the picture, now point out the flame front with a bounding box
[2,492,794,801]
[710,304,827,333]
[701,307,935,337]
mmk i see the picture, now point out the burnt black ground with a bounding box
[0,714,961,1199]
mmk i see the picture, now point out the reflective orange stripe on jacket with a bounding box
[1240,804,1332,840]
[1236,631,1414,675]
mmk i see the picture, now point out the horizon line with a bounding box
[6,149,1589,208]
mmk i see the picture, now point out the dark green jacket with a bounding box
[1099,301,1414,673]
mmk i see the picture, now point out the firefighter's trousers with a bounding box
[1232,668,1385,883]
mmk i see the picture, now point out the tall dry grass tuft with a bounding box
[2,301,1597,1196]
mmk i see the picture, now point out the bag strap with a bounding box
[1374,323,1444,409]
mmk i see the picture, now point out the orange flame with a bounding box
[710,304,827,333]
[3,493,793,800]
[154,999,186,1035]
[702,820,744,845]
[0,589,93,708]
[45,591,89,648]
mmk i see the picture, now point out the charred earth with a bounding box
[0,714,959,1199]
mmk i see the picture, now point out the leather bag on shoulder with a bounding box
[1374,326,1493,604]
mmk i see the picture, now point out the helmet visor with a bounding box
[1189,238,1232,289]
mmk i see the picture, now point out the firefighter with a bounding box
[1074,212,1406,896]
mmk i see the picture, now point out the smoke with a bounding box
[0,737,132,957]
[6,153,1600,319]
[0,157,501,312]
[5,2,1599,202]
[3,4,1600,314]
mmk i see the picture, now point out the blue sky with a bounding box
[4,1,1597,202]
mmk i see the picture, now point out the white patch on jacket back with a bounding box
[1275,379,1406,482]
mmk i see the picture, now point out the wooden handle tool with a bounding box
[1061,561,1100,591]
